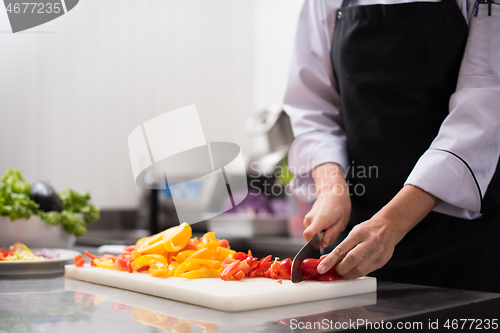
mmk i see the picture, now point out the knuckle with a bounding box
[371,232,381,243]
[351,267,363,277]
[347,252,359,264]
[303,216,312,227]
[322,256,333,267]
[383,252,393,263]
[350,224,362,236]
[334,245,345,258]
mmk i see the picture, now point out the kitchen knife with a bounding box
[291,231,324,283]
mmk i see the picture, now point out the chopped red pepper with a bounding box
[277,280,283,284]
[277,258,292,280]
[124,245,135,252]
[301,257,341,281]
[245,256,258,267]
[84,251,96,259]
[75,258,85,267]
[137,265,150,272]
[220,260,241,281]
[218,239,230,249]
[233,252,248,261]
[233,270,245,280]
[265,259,281,279]
[74,253,84,267]
[248,255,272,278]
[301,258,321,278]
[221,258,239,269]
[315,270,341,281]
[114,257,129,271]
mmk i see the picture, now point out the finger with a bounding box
[322,222,345,248]
[344,246,395,279]
[341,252,386,279]
[336,243,374,277]
[303,213,313,228]
[303,214,340,242]
[302,213,316,242]
[317,231,363,274]
[340,262,368,280]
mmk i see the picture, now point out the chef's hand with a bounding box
[303,163,351,248]
[317,184,441,279]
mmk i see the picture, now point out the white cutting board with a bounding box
[65,264,376,312]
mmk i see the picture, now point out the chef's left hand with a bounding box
[317,184,442,279]
[317,215,400,279]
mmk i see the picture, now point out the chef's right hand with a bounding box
[303,163,351,248]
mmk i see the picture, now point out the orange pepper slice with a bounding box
[135,222,192,254]
[131,254,168,271]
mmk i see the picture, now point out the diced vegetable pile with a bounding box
[0,241,44,261]
[75,222,341,282]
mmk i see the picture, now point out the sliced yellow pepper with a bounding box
[135,222,192,254]
[207,240,220,250]
[135,237,148,251]
[202,232,216,242]
[187,248,218,260]
[93,259,115,270]
[163,222,192,252]
[172,250,195,263]
[131,254,168,270]
[132,250,141,259]
[180,267,223,279]
[176,245,234,262]
[217,247,236,261]
[96,223,238,281]
[149,262,171,277]
[175,259,221,275]
[196,232,217,250]
[148,261,181,278]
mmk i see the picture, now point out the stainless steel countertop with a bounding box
[1,272,499,333]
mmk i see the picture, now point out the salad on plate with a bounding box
[0,241,59,261]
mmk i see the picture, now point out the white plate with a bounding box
[0,248,81,277]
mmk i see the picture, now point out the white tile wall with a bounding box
[0,0,302,209]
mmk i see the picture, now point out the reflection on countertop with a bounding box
[0,275,499,333]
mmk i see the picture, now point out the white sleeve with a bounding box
[283,0,347,203]
[405,3,500,219]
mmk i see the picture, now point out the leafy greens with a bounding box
[0,169,100,237]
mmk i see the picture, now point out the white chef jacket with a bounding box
[284,0,500,219]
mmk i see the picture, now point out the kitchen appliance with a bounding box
[206,105,295,237]
[245,104,294,175]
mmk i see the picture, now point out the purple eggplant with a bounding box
[29,181,62,212]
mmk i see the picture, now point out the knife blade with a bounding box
[291,231,324,283]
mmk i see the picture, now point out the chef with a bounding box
[284,0,500,293]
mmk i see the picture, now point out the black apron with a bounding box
[328,0,500,293]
